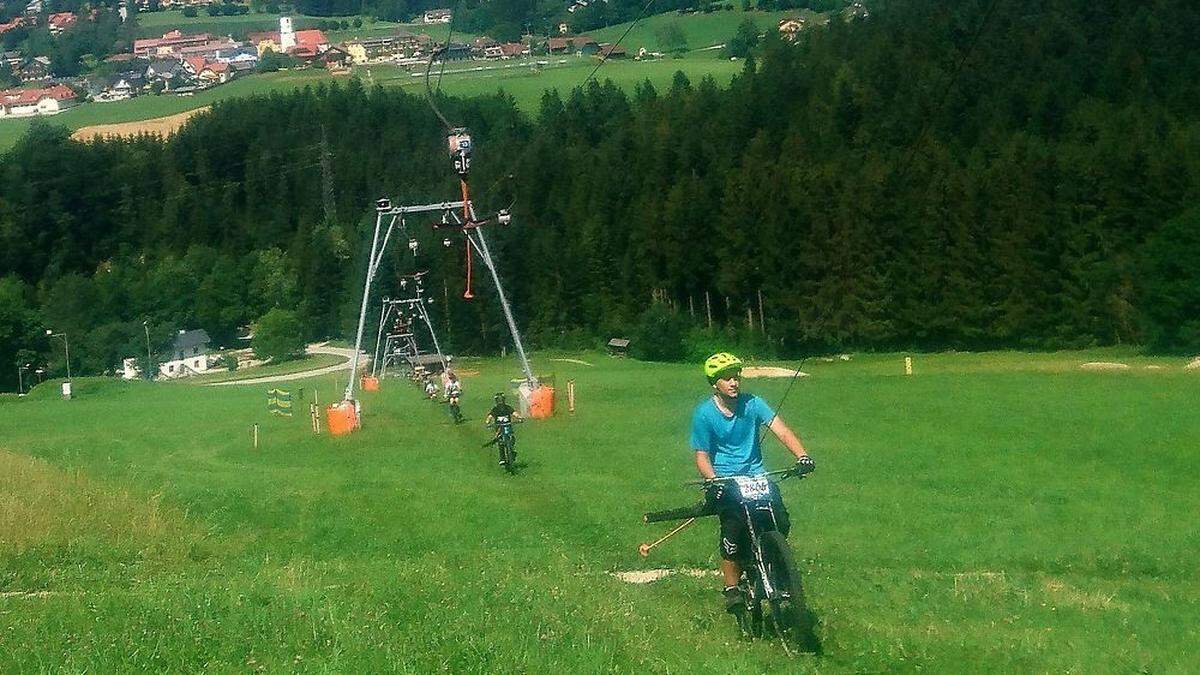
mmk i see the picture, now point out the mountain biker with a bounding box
[445,371,463,422]
[446,371,462,402]
[691,352,814,616]
[424,376,439,400]
[483,392,522,464]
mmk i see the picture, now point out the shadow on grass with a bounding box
[792,604,823,655]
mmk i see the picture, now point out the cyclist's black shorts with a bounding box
[710,484,790,562]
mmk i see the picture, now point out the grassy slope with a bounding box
[1,349,1197,670]
[587,7,820,53]
[185,352,345,384]
[0,52,735,152]
[0,69,332,149]
[133,10,411,38]
[368,53,743,109]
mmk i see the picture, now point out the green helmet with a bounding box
[704,352,744,382]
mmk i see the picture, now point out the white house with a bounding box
[122,356,142,380]
[422,8,452,23]
[0,84,78,117]
[159,328,211,378]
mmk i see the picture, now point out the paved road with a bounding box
[205,344,365,386]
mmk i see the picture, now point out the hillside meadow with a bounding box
[0,52,739,152]
[1,349,1196,670]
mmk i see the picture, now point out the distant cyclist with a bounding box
[483,392,523,463]
[691,352,814,616]
[424,376,439,400]
[446,371,464,423]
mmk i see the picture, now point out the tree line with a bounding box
[2,0,1199,391]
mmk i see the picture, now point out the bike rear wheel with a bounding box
[761,530,820,653]
[501,438,516,474]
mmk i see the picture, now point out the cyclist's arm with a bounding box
[694,450,717,480]
[766,416,808,460]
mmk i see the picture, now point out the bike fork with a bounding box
[744,504,775,599]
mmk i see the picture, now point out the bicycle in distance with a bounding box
[483,393,523,474]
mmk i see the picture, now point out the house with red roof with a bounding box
[0,84,77,117]
[134,30,217,57]
[47,12,76,35]
[198,61,230,84]
[182,56,207,76]
[483,42,528,59]
[0,16,33,34]
[248,28,329,58]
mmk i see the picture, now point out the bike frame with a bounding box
[699,470,796,603]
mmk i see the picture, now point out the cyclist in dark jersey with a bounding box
[483,393,523,463]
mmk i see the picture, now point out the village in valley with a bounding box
[0,0,863,122]
[0,0,676,119]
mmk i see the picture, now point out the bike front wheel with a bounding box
[501,438,516,474]
[761,530,819,653]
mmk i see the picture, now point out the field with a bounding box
[185,352,346,384]
[133,10,411,40]
[589,6,822,53]
[0,53,738,152]
[363,53,743,109]
[0,69,332,151]
[1,348,1197,670]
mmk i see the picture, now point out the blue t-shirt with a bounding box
[689,394,776,477]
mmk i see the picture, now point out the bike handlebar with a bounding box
[684,467,799,487]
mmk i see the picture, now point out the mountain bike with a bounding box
[488,415,520,474]
[644,467,819,654]
[447,393,464,424]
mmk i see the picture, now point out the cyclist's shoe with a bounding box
[723,586,746,614]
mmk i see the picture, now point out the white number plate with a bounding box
[733,476,771,501]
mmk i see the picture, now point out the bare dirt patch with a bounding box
[1041,577,1126,612]
[71,106,210,142]
[1079,362,1130,371]
[612,568,717,584]
[1186,357,1200,370]
[0,590,64,599]
[742,366,808,378]
[550,358,594,366]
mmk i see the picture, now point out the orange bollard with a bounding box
[326,401,360,436]
[528,385,555,419]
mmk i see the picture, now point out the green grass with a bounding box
[185,353,345,384]
[588,6,823,53]
[1,349,1197,670]
[0,69,334,151]
[133,10,412,40]
[366,53,742,110]
[0,53,736,153]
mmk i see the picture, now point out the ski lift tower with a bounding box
[342,197,465,411]
[371,272,449,379]
[338,128,540,432]
[371,298,419,379]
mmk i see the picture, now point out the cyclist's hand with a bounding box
[703,481,725,502]
[792,456,815,476]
